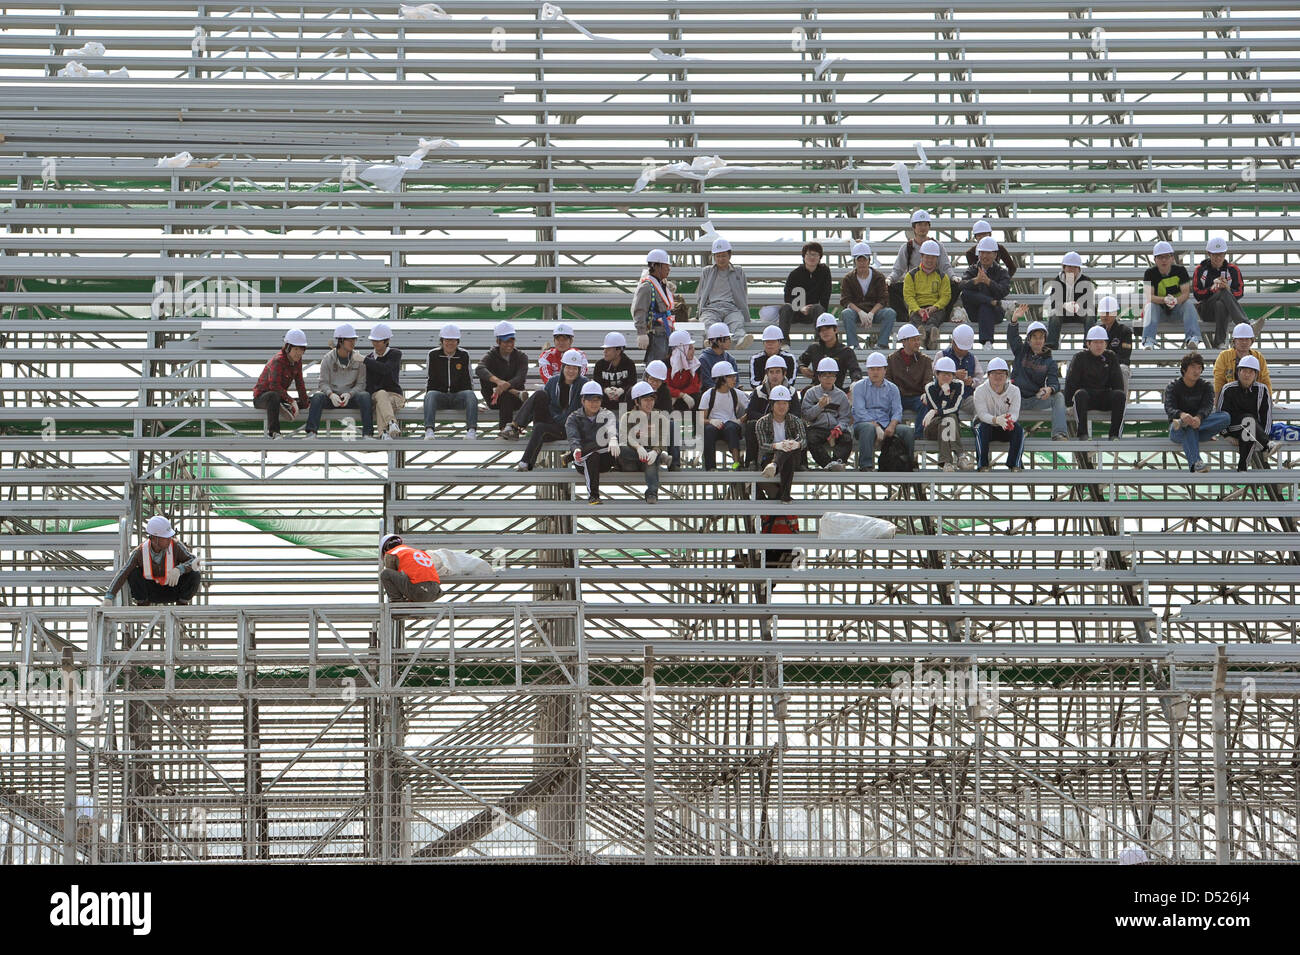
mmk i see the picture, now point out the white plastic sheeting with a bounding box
[817,512,897,541]
[362,136,460,191]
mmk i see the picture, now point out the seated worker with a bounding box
[922,356,971,471]
[619,381,673,503]
[1216,355,1273,472]
[104,515,202,606]
[379,534,441,602]
[566,380,619,504]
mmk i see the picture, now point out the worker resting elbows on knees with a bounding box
[104,515,203,606]
[379,534,442,602]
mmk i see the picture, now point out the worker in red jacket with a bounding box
[379,534,442,602]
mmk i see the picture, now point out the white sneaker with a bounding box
[761,463,776,479]
[387,422,400,439]
[465,429,479,440]
[381,431,393,441]
[424,428,435,440]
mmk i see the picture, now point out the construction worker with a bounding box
[252,328,310,439]
[104,515,202,606]
[567,380,619,504]
[592,331,637,413]
[619,381,672,503]
[423,323,479,440]
[633,249,687,364]
[480,321,530,439]
[379,534,441,602]
[517,348,589,471]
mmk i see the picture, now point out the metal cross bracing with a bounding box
[1,605,1299,862]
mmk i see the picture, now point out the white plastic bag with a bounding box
[427,548,495,577]
[817,512,896,541]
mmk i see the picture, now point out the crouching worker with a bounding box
[379,534,441,602]
[104,515,202,606]
[567,380,618,505]
[619,381,673,503]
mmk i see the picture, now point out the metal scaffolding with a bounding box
[2,1,1299,862]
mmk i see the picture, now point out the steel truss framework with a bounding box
[2,2,1300,862]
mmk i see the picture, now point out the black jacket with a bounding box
[1216,381,1272,432]
[592,355,638,412]
[475,345,529,396]
[1064,349,1123,403]
[1163,377,1215,422]
[426,347,473,393]
[783,263,833,314]
[365,348,404,395]
[797,341,862,391]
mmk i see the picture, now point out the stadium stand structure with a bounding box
[1,0,1299,862]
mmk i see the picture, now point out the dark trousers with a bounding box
[1072,389,1126,439]
[125,565,201,605]
[744,420,762,468]
[760,448,802,501]
[1226,422,1269,471]
[974,421,1025,469]
[576,450,614,499]
[960,290,1004,344]
[484,388,524,429]
[617,446,662,497]
[703,420,742,469]
[253,390,290,435]
[1197,289,1249,349]
[777,303,822,338]
[806,425,852,466]
[380,569,442,602]
[521,398,567,468]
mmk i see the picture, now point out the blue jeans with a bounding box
[1169,411,1230,467]
[423,389,479,431]
[853,421,914,469]
[307,390,373,436]
[1018,391,1068,438]
[960,290,1004,345]
[975,421,1025,469]
[1143,300,1201,346]
[840,306,897,350]
[900,394,926,429]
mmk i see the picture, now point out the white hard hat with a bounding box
[603,331,627,349]
[368,322,393,341]
[911,209,932,224]
[761,324,784,341]
[952,324,975,350]
[283,328,308,347]
[975,236,999,254]
[1086,326,1109,342]
[815,312,838,329]
[711,361,736,378]
[1206,236,1229,254]
[145,515,175,538]
[1098,295,1119,314]
[768,385,793,402]
[1232,322,1254,340]
[711,237,732,254]
[816,357,839,374]
[379,533,402,552]
[334,323,358,339]
[646,249,670,265]
[439,323,461,340]
[986,357,1009,373]
[1061,251,1083,269]
[580,381,604,397]
[494,321,516,339]
[851,241,872,258]
[919,240,942,256]
[865,352,888,369]
[553,322,575,338]
[630,381,655,400]
[934,356,957,373]
[668,329,692,348]
[561,348,585,367]
[1026,321,1048,337]
[1238,355,1260,372]
[971,219,992,236]
[765,354,788,370]
[897,323,921,340]
[645,360,668,379]
[707,322,732,340]
[1153,240,1175,256]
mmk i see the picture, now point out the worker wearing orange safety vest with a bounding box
[379,534,442,602]
[104,515,203,606]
